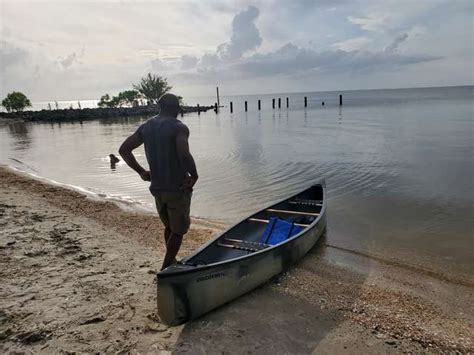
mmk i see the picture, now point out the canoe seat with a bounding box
[217,239,270,252]
[260,217,302,245]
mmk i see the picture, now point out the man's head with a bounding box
[158,93,181,117]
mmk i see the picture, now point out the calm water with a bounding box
[1,86,473,282]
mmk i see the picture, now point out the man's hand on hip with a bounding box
[139,170,151,181]
[181,175,197,191]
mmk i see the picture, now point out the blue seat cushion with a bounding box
[260,217,303,245]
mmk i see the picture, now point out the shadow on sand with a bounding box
[173,233,368,353]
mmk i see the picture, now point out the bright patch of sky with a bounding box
[1,0,473,101]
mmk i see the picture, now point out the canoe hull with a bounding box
[157,203,326,326]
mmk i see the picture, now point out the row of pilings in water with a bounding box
[195,95,343,114]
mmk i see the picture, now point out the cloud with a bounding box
[58,52,78,69]
[232,44,440,79]
[215,6,262,61]
[348,13,389,32]
[151,57,169,71]
[169,4,444,88]
[173,40,441,89]
[332,37,373,51]
[1,1,471,100]
[57,48,84,69]
[0,41,28,68]
[181,55,198,69]
[384,33,409,52]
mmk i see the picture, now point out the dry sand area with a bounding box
[0,166,472,354]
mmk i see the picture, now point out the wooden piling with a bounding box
[286,97,289,108]
[339,94,343,106]
[216,87,220,112]
[214,102,218,113]
[230,102,233,113]
[197,104,200,115]
[304,96,307,107]
[258,99,261,111]
[278,98,281,109]
[272,98,275,109]
[245,101,248,112]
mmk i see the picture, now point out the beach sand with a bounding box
[1,166,472,353]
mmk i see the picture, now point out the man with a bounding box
[119,93,198,270]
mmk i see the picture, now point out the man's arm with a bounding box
[176,125,198,190]
[118,131,150,181]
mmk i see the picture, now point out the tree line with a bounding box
[98,73,178,108]
[1,73,176,112]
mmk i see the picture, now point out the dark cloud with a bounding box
[181,41,441,84]
[174,6,441,85]
[236,44,440,77]
[384,33,409,52]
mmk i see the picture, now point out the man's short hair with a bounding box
[158,93,180,113]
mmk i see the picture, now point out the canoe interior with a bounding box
[185,185,323,265]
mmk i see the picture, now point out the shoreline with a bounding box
[1,166,472,353]
[6,163,472,288]
[0,104,215,123]
[2,164,229,231]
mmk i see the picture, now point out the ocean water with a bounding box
[1,86,473,282]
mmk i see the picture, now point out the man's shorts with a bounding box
[155,190,192,235]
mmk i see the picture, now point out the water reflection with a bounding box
[8,121,31,150]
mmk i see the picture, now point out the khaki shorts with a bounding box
[155,191,192,235]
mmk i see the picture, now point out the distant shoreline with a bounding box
[19,84,474,108]
[0,104,215,122]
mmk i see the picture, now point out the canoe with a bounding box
[157,181,327,325]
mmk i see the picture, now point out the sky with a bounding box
[1,0,473,101]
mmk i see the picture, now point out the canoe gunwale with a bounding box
[157,180,326,279]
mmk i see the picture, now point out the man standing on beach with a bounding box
[119,93,198,270]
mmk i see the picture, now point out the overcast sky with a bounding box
[1,0,473,101]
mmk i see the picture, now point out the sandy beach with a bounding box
[1,165,473,354]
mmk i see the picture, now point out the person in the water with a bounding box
[119,93,198,270]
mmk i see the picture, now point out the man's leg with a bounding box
[161,232,183,270]
[163,227,178,266]
[155,195,172,248]
[164,227,171,244]
[159,191,191,270]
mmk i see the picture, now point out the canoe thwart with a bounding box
[224,238,271,247]
[248,218,310,228]
[266,208,320,217]
[288,199,323,207]
[218,238,270,252]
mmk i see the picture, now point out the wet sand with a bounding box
[1,166,472,353]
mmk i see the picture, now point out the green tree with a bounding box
[133,73,171,104]
[98,90,141,108]
[1,92,32,112]
[116,90,141,107]
[98,94,113,108]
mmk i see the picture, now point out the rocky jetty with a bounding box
[0,104,214,122]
